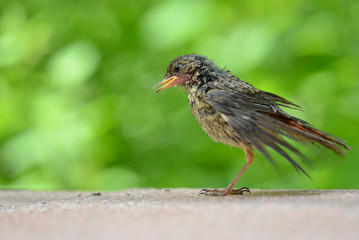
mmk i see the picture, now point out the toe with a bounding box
[230,187,251,195]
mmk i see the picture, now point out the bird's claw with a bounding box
[198,187,250,196]
[198,188,221,196]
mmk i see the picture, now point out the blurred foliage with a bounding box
[0,0,358,190]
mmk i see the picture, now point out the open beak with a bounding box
[153,76,179,93]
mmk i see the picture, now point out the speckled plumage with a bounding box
[154,54,351,196]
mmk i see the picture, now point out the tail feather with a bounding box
[289,120,352,154]
[268,113,352,154]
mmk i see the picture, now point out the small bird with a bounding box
[153,54,351,196]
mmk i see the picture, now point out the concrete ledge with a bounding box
[1,189,358,240]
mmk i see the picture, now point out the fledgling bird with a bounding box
[153,54,351,196]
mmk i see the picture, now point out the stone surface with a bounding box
[0,189,358,240]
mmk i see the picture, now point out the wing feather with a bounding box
[205,89,310,176]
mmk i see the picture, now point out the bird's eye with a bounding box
[174,64,183,73]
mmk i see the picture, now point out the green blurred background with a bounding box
[0,0,358,191]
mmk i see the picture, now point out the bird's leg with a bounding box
[199,147,254,196]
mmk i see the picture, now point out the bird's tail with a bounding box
[278,116,352,154]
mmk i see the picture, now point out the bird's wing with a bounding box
[205,89,310,177]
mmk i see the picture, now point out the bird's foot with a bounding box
[198,187,250,196]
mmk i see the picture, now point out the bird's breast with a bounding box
[187,89,243,148]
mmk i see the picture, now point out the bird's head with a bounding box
[153,54,215,93]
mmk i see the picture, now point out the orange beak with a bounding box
[153,76,180,93]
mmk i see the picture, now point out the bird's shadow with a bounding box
[247,189,329,198]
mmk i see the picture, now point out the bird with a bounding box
[153,54,351,196]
